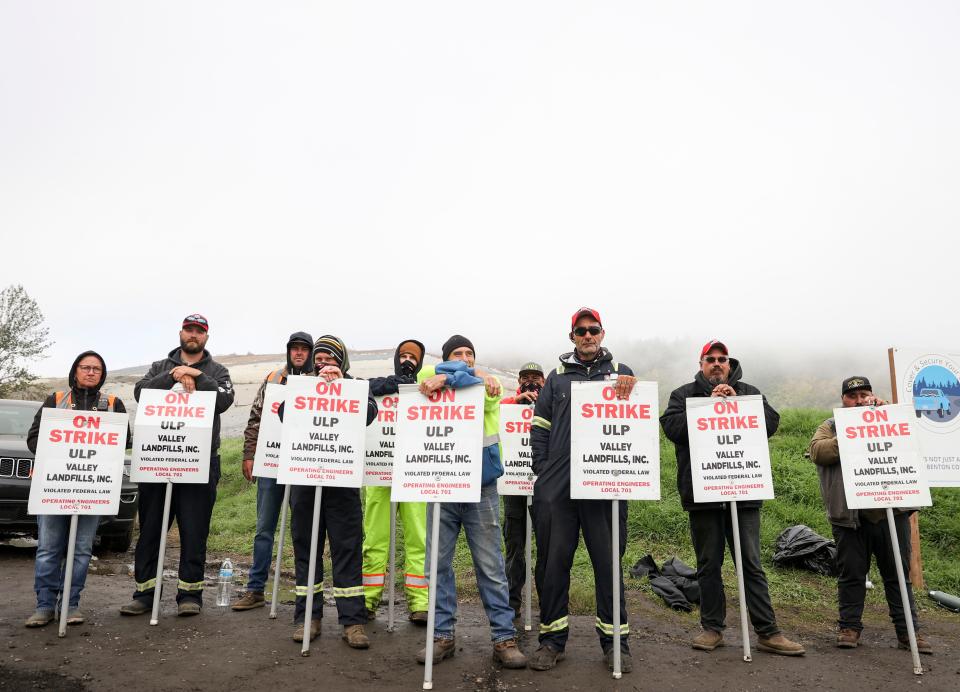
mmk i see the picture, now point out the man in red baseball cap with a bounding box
[527,307,639,673]
[120,313,235,618]
[659,340,804,656]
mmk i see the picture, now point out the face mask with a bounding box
[520,381,542,394]
[399,359,417,377]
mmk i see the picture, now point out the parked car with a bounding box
[914,388,952,419]
[0,398,138,551]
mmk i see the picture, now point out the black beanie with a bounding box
[313,335,347,369]
[442,334,475,362]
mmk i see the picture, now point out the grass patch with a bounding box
[209,410,960,616]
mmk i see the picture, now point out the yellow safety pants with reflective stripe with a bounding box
[539,616,569,634]
[595,617,630,635]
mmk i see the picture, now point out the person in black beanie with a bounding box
[288,335,378,649]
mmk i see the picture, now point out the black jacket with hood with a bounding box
[28,350,130,453]
[243,331,314,459]
[659,358,780,512]
[530,347,634,501]
[135,347,235,454]
[368,338,426,397]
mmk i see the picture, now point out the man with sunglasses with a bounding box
[120,314,235,617]
[528,309,639,673]
[499,362,545,620]
[660,340,804,656]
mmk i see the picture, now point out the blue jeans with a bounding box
[424,483,516,643]
[246,477,286,593]
[34,514,100,611]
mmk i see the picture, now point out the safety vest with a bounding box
[54,391,116,411]
[265,368,286,384]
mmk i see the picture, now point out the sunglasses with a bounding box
[185,316,208,325]
[573,326,602,337]
[702,356,729,364]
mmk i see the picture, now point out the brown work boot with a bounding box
[493,639,527,669]
[292,619,321,642]
[232,591,265,611]
[691,629,724,651]
[837,628,861,648]
[416,638,456,664]
[24,609,55,628]
[527,644,564,671]
[898,632,933,655]
[343,624,370,649]
[408,610,428,625]
[757,632,805,656]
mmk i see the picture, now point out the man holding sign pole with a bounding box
[528,308,638,673]
[660,340,803,656]
[121,314,234,617]
[25,351,129,628]
[499,362,544,621]
[233,331,313,612]
[415,335,527,669]
[362,339,429,624]
[808,376,930,654]
[287,336,377,647]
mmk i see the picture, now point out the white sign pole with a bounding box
[887,507,923,674]
[611,499,622,679]
[524,495,532,632]
[269,484,291,620]
[423,502,441,690]
[149,481,173,626]
[57,515,79,638]
[301,488,322,657]
[729,500,752,662]
[387,501,397,631]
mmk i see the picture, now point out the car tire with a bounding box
[938,408,945,418]
[100,526,134,553]
[916,410,922,418]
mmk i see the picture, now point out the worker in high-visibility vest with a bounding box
[25,351,130,628]
[232,331,313,611]
[361,339,429,623]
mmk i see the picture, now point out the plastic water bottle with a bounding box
[929,590,960,612]
[216,559,234,607]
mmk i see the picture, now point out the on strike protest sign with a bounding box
[252,383,284,479]
[686,395,775,502]
[391,384,484,503]
[131,389,215,483]
[28,408,129,515]
[498,403,535,496]
[364,394,399,486]
[570,381,660,500]
[277,375,368,487]
[835,403,932,508]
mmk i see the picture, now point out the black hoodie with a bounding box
[27,350,129,453]
[369,338,426,397]
[135,347,235,455]
[659,358,780,512]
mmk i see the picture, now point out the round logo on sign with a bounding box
[903,354,960,434]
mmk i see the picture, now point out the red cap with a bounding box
[700,340,728,358]
[182,313,209,332]
[571,307,602,330]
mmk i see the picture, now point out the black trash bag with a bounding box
[661,556,697,580]
[650,576,694,612]
[772,525,838,577]
[629,554,661,579]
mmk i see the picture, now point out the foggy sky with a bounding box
[2,1,958,382]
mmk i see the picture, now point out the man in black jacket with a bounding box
[289,335,378,648]
[660,340,803,655]
[527,308,638,673]
[25,351,129,627]
[120,314,235,617]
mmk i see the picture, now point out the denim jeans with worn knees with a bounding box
[425,483,516,643]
